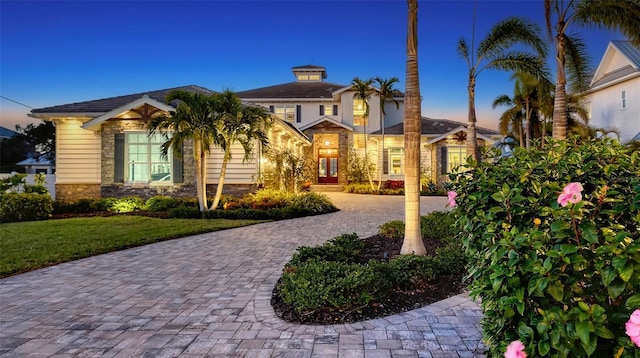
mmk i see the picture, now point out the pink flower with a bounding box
[557,182,583,207]
[626,309,640,348]
[504,340,527,358]
[447,191,457,208]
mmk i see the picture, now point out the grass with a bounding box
[0,216,267,278]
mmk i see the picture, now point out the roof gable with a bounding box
[299,117,354,131]
[590,41,640,89]
[82,95,175,131]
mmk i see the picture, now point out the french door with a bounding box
[318,155,338,184]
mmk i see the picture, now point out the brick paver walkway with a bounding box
[0,192,485,357]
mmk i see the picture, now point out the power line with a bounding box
[0,96,34,109]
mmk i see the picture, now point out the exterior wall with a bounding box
[338,91,383,133]
[248,101,342,130]
[589,78,640,142]
[205,142,259,184]
[383,101,405,127]
[54,119,101,185]
[57,184,101,201]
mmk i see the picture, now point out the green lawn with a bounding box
[0,216,267,278]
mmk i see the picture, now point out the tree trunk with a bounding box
[401,0,426,256]
[377,111,384,192]
[466,74,479,161]
[211,146,230,211]
[364,121,375,191]
[552,30,567,140]
[194,140,207,212]
[525,100,532,149]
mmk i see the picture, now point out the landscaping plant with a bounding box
[450,137,640,357]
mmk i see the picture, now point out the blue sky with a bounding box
[0,0,624,131]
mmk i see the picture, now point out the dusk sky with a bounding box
[0,0,625,132]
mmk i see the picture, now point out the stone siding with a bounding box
[56,184,101,201]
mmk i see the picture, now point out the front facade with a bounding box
[30,65,499,201]
[237,65,499,187]
[588,41,640,143]
[30,85,310,201]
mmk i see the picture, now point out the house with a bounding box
[16,156,55,174]
[29,85,310,201]
[237,65,499,187]
[0,126,16,141]
[588,40,640,143]
[29,65,499,201]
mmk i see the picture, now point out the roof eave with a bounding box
[589,72,640,93]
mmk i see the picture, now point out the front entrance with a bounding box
[318,150,338,184]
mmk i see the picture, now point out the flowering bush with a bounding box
[451,137,640,357]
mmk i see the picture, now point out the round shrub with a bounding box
[0,192,53,222]
[110,196,145,213]
[145,195,181,212]
[286,192,337,214]
[451,137,640,357]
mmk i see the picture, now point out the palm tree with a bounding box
[493,93,526,147]
[209,90,272,210]
[147,90,217,211]
[458,17,547,160]
[544,0,640,140]
[374,76,400,191]
[351,77,376,191]
[400,0,426,256]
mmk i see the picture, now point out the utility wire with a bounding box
[0,96,34,109]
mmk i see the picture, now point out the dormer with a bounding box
[292,64,327,82]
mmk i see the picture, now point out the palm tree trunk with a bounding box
[401,0,426,256]
[552,32,568,140]
[467,74,479,161]
[377,112,384,192]
[194,140,208,211]
[364,121,375,191]
[211,147,230,211]
[525,100,531,149]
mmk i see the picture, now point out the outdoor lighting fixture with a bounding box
[324,140,330,146]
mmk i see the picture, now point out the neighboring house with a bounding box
[29,85,310,201]
[0,126,17,141]
[588,40,640,143]
[237,65,499,186]
[16,156,55,174]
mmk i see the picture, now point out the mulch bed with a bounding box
[271,234,468,325]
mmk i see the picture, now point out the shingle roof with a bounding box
[372,117,499,136]
[236,82,346,99]
[31,85,214,113]
[0,126,17,138]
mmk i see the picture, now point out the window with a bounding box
[319,104,337,116]
[126,132,171,183]
[273,105,299,123]
[388,148,404,175]
[441,146,466,174]
[353,98,367,126]
[297,74,321,81]
[353,134,366,148]
[622,90,626,109]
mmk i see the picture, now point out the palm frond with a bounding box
[492,94,514,108]
[482,53,547,79]
[563,33,592,93]
[574,0,640,45]
[457,39,471,68]
[477,17,547,61]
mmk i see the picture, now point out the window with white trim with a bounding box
[274,105,297,122]
[353,99,366,126]
[126,132,171,183]
[441,146,466,174]
[388,148,404,175]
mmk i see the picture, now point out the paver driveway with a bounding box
[0,192,485,357]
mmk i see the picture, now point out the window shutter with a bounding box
[296,105,301,123]
[269,105,274,113]
[333,105,338,116]
[383,149,389,175]
[319,105,324,116]
[440,146,448,175]
[172,142,184,183]
[114,133,125,183]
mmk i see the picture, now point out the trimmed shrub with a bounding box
[110,196,145,213]
[278,259,392,313]
[145,195,181,212]
[0,192,53,222]
[451,137,640,357]
[421,210,458,240]
[167,206,202,219]
[288,233,364,267]
[343,183,378,194]
[379,220,405,239]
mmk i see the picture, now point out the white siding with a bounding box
[55,120,101,184]
[589,78,640,142]
[205,142,259,184]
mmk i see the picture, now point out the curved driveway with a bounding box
[0,193,485,357]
